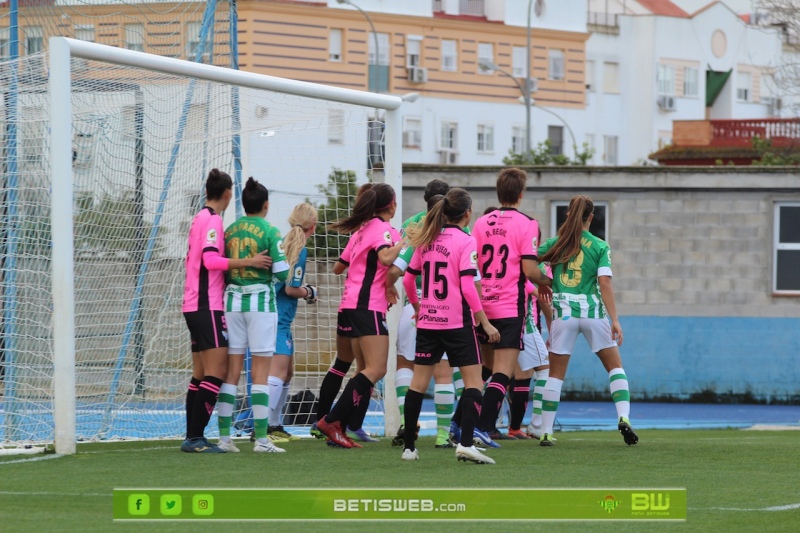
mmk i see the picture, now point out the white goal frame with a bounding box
[48,37,404,455]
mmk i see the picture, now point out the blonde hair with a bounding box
[284,203,318,272]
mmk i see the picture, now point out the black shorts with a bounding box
[415,327,481,368]
[337,309,388,338]
[476,317,524,350]
[183,310,228,353]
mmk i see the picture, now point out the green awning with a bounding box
[706,69,732,107]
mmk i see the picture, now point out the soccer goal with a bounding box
[0,37,402,455]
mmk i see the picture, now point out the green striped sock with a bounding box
[217,385,237,438]
[434,384,455,434]
[251,385,270,440]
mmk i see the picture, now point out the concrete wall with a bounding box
[399,165,800,402]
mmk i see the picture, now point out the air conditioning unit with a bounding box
[407,67,428,84]
[439,149,459,165]
[402,131,421,147]
[657,95,677,112]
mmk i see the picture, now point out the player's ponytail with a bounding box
[541,195,594,265]
[205,168,232,200]
[330,182,395,234]
[284,203,318,273]
[241,177,269,215]
[409,188,472,249]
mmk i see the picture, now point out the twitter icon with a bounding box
[160,494,182,516]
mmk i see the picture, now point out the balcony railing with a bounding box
[673,119,800,148]
[432,0,442,12]
[459,0,484,17]
[587,11,619,27]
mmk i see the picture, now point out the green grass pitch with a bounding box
[1,429,798,532]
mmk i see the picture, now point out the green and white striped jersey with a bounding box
[224,216,289,313]
[538,230,612,319]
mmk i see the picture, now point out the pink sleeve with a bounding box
[525,280,535,297]
[203,250,229,271]
[461,275,482,314]
[403,271,419,305]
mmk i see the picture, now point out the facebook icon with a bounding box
[128,494,150,515]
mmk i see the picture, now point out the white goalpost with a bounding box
[1,37,403,455]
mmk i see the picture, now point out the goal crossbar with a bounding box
[48,37,404,455]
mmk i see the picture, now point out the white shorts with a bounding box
[225,311,277,356]
[518,330,549,371]
[548,316,617,356]
[396,303,447,362]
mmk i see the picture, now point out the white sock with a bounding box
[271,383,290,427]
[609,368,631,419]
[396,368,413,416]
[532,368,549,430]
[267,376,284,427]
[541,377,563,436]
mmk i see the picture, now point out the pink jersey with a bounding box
[472,208,540,320]
[406,226,480,330]
[338,217,401,312]
[182,207,227,312]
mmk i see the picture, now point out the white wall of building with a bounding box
[327,0,433,18]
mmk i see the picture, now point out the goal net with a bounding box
[0,38,401,454]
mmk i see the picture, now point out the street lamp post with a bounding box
[479,58,532,156]
[336,0,382,168]
[526,0,534,155]
[518,96,578,158]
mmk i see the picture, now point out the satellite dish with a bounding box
[534,0,545,17]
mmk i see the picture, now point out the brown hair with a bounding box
[496,167,527,205]
[330,182,395,234]
[540,195,594,265]
[409,188,471,249]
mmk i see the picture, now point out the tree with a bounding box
[503,140,595,166]
[307,168,362,258]
[753,1,800,106]
[751,136,800,165]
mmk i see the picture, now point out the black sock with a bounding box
[509,378,531,430]
[188,375,223,440]
[478,372,510,432]
[403,389,424,451]
[316,358,352,421]
[481,365,492,383]
[326,373,372,424]
[185,377,201,438]
[460,388,483,448]
[452,396,463,427]
[344,386,373,431]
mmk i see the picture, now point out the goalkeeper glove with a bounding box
[303,284,318,304]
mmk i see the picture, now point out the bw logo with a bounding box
[631,493,670,511]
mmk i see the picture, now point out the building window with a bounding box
[657,64,675,95]
[548,125,563,156]
[125,24,145,52]
[737,71,752,102]
[774,202,800,293]
[603,135,618,165]
[329,29,343,62]
[684,66,699,97]
[406,36,422,67]
[477,124,494,153]
[512,126,526,155]
[187,22,205,59]
[441,39,457,72]
[440,120,458,150]
[25,26,44,54]
[328,109,345,145]
[512,46,527,78]
[585,60,595,91]
[403,117,422,149]
[478,43,494,74]
[0,27,9,60]
[368,32,390,66]
[603,61,619,94]
[548,49,565,81]
[552,201,608,241]
[658,130,672,149]
[74,25,95,43]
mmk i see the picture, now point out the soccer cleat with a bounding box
[217,439,241,453]
[540,433,555,447]
[268,433,290,444]
[508,428,533,440]
[181,437,226,453]
[618,417,639,445]
[456,444,495,465]
[526,423,543,440]
[401,448,419,461]
[488,429,515,441]
[473,428,501,448]
[269,425,300,441]
[310,421,326,439]
[253,440,286,453]
[435,427,456,448]
[316,417,354,449]
[347,427,380,443]
[391,424,420,447]
[449,421,462,442]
